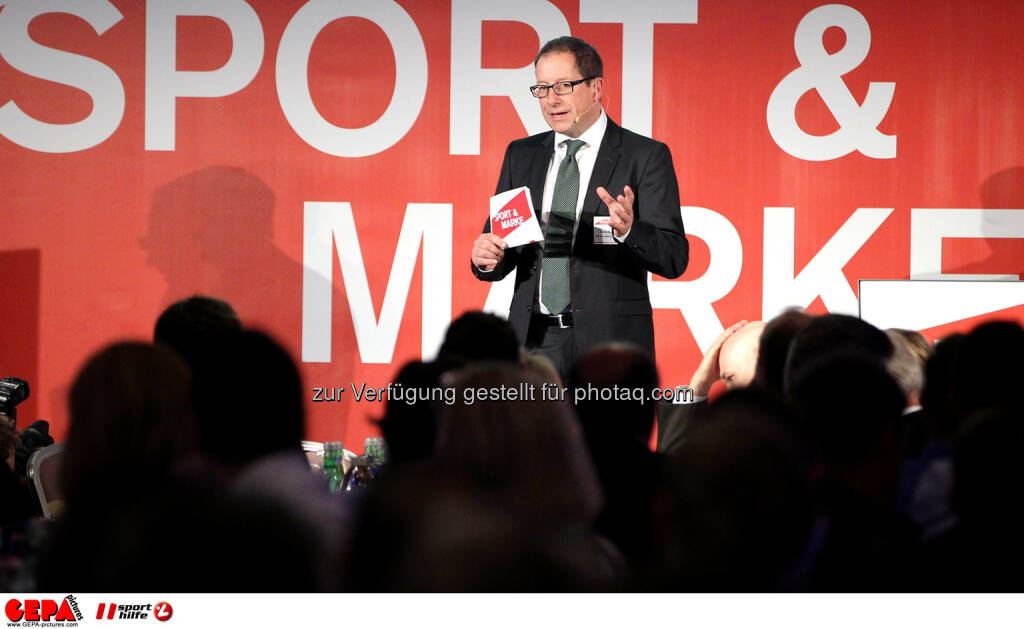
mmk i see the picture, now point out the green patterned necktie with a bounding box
[541,139,585,314]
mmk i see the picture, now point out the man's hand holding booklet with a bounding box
[489,187,543,248]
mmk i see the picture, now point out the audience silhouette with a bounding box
[3,302,1022,593]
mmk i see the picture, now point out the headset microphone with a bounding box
[574,99,598,125]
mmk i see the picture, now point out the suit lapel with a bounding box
[529,133,555,216]
[577,119,622,253]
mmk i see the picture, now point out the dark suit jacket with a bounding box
[473,119,688,358]
[656,399,707,455]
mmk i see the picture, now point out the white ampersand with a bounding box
[767,4,896,161]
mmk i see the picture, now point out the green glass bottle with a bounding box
[322,441,345,494]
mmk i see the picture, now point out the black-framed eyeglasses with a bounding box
[529,77,598,98]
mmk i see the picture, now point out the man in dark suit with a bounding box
[471,37,688,377]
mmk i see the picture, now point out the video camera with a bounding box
[0,377,53,479]
[0,377,29,428]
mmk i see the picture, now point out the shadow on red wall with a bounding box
[138,167,358,437]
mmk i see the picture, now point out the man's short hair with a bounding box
[783,313,893,393]
[154,295,242,368]
[885,329,924,400]
[534,36,603,80]
[753,308,814,395]
[892,328,932,372]
[438,311,519,365]
[569,342,659,445]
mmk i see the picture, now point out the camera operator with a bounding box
[0,421,36,532]
[0,377,54,530]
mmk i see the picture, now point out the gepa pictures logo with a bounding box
[5,595,83,623]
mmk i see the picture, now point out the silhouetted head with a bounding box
[154,295,241,369]
[921,333,965,440]
[39,472,321,592]
[378,357,463,465]
[784,314,893,394]
[142,167,275,277]
[753,309,814,395]
[655,388,811,590]
[190,329,305,469]
[62,342,197,497]
[522,349,562,387]
[438,311,520,364]
[347,463,614,592]
[569,342,660,445]
[437,363,601,523]
[953,320,1024,417]
[786,355,905,472]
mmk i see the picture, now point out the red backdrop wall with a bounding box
[2,0,1022,445]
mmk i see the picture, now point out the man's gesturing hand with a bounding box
[596,185,634,238]
[472,233,507,272]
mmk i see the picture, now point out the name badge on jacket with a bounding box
[593,219,616,245]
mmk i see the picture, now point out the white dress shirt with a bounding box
[538,110,608,314]
[540,110,608,243]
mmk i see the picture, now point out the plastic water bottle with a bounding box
[363,437,388,473]
[343,456,375,491]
